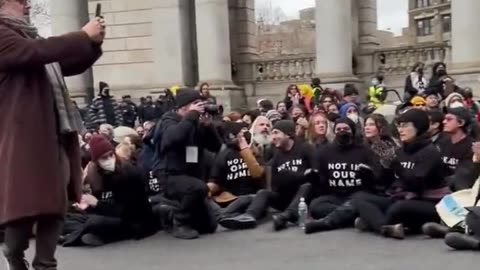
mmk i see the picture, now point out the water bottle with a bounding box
[298,197,308,230]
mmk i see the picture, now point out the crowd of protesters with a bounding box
[6,60,479,253]
[2,2,480,268]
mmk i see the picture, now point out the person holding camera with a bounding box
[0,0,105,269]
[152,88,223,239]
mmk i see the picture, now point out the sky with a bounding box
[256,0,409,36]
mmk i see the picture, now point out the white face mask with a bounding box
[372,79,379,86]
[347,113,359,124]
[98,156,116,172]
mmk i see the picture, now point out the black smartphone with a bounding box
[95,3,102,18]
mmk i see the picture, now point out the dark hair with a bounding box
[311,77,321,86]
[259,99,274,111]
[364,114,392,141]
[411,62,424,72]
[427,109,445,132]
[242,110,260,123]
[199,82,209,91]
[276,101,286,109]
[285,84,299,97]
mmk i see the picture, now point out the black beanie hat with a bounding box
[334,117,356,136]
[223,122,248,140]
[175,88,203,109]
[99,81,109,91]
[447,107,471,128]
[396,108,430,136]
[273,120,296,138]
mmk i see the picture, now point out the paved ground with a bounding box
[1,225,478,270]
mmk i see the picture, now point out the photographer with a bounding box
[152,88,223,239]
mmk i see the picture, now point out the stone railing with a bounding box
[373,43,450,76]
[251,54,316,82]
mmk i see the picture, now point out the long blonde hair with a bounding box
[307,112,331,144]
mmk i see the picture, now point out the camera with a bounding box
[204,102,223,116]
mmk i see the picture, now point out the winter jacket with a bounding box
[86,96,123,129]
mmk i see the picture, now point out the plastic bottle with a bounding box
[298,197,308,230]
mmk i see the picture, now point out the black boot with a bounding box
[422,222,449,239]
[219,214,257,230]
[304,218,334,234]
[381,224,405,240]
[272,213,290,231]
[445,232,480,250]
[154,204,175,233]
[172,221,199,240]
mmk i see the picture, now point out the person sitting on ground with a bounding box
[319,94,336,113]
[404,62,428,100]
[340,84,360,108]
[62,135,156,247]
[444,92,465,109]
[426,110,449,149]
[207,122,266,230]
[249,116,274,162]
[304,118,381,234]
[424,92,441,111]
[258,99,275,116]
[306,112,331,151]
[240,120,315,231]
[265,109,283,125]
[463,87,480,121]
[409,96,427,111]
[351,109,449,239]
[276,101,290,120]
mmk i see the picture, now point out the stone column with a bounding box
[358,0,379,51]
[315,0,358,86]
[50,0,93,104]
[151,0,196,87]
[195,0,233,86]
[451,0,480,94]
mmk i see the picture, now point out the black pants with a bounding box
[351,192,439,233]
[210,195,255,220]
[165,175,217,233]
[309,195,357,228]
[246,183,311,221]
[3,215,63,270]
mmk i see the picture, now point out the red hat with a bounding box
[89,134,114,161]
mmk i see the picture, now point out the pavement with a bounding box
[1,225,478,270]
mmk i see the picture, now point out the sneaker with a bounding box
[81,233,105,247]
[172,225,199,240]
[422,222,449,239]
[381,224,405,240]
[354,217,368,232]
[445,232,480,250]
[219,214,257,230]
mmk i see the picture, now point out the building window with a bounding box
[416,0,431,8]
[416,18,432,36]
[442,15,451,32]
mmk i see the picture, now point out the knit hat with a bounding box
[272,120,296,138]
[396,108,430,136]
[410,96,426,106]
[223,122,248,141]
[89,134,114,161]
[334,117,356,136]
[447,107,471,128]
[113,126,139,144]
[175,88,203,109]
[265,110,282,123]
[445,92,465,108]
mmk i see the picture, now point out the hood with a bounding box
[98,81,110,96]
[339,102,358,118]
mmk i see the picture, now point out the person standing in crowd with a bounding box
[341,84,360,107]
[426,110,449,149]
[154,89,176,119]
[304,118,380,234]
[311,77,324,106]
[199,82,217,105]
[444,92,465,109]
[207,122,266,230]
[404,62,428,100]
[366,75,386,111]
[427,62,450,97]
[141,96,157,122]
[122,94,138,114]
[352,109,449,239]
[240,120,315,231]
[120,96,137,128]
[0,0,105,268]
[319,94,336,113]
[265,109,282,125]
[424,92,441,111]
[463,87,480,121]
[241,110,259,127]
[276,101,289,120]
[86,81,123,129]
[152,88,222,239]
[257,99,275,116]
[284,84,304,111]
[62,135,156,247]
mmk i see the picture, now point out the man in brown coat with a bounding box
[0,0,105,269]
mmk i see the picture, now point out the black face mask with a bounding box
[436,69,447,77]
[417,68,424,75]
[335,131,353,146]
[327,112,340,122]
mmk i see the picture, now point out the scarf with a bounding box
[0,14,85,135]
[369,138,399,168]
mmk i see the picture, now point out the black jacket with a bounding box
[390,138,447,199]
[152,111,222,178]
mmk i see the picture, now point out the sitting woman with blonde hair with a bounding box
[306,112,332,151]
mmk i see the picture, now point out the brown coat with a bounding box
[0,24,102,225]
